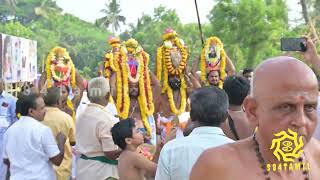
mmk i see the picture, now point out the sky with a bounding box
[56,0,302,30]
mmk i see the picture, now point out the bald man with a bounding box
[190,56,320,179]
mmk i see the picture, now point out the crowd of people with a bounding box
[0,30,320,180]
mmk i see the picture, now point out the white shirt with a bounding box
[3,116,60,180]
[155,126,234,180]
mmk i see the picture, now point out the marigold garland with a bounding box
[200,37,227,89]
[46,47,76,89]
[67,98,76,124]
[104,52,117,78]
[156,29,188,115]
[163,38,188,76]
[115,42,154,136]
[166,73,187,115]
[115,48,130,119]
[156,46,163,81]
[138,51,154,136]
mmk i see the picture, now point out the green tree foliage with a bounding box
[0,0,111,78]
[207,0,294,70]
[96,0,126,34]
[125,6,205,71]
[0,0,317,79]
[0,21,33,38]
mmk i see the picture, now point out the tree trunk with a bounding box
[300,0,309,24]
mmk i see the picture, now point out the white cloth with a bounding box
[3,116,60,180]
[314,96,320,140]
[76,91,119,122]
[155,126,234,180]
[0,91,17,180]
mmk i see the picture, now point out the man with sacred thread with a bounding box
[110,38,161,145]
[39,47,85,122]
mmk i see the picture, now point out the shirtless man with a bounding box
[190,56,320,179]
[221,75,254,140]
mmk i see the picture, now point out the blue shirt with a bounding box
[155,126,234,180]
[0,91,17,132]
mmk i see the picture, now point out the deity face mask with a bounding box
[51,56,72,85]
[168,76,181,90]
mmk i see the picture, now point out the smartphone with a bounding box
[280,38,307,52]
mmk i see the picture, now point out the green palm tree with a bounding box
[96,0,126,34]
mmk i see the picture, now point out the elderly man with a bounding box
[76,77,121,180]
[42,87,76,180]
[190,56,320,179]
[155,87,234,180]
[0,79,16,180]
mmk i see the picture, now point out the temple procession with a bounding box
[0,0,320,180]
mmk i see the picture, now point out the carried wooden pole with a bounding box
[194,0,204,47]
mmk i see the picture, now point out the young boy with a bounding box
[111,118,175,180]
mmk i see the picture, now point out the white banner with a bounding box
[1,33,37,83]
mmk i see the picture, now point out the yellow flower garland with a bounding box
[162,57,187,115]
[115,42,154,136]
[138,51,154,136]
[166,73,187,115]
[115,48,130,119]
[200,37,226,89]
[156,46,163,81]
[156,31,189,115]
[67,98,76,124]
[163,38,188,76]
[45,47,76,88]
[103,50,118,78]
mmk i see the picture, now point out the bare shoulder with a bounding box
[119,150,135,163]
[190,139,252,180]
[308,138,320,161]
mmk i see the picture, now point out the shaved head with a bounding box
[244,56,318,148]
[251,56,318,99]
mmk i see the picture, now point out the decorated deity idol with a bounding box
[110,38,160,145]
[98,36,122,78]
[39,47,84,122]
[156,28,189,117]
[198,36,236,88]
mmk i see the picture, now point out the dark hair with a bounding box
[110,118,136,150]
[16,93,41,116]
[190,87,229,126]
[223,75,250,106]
[43,87,61,106]
[242,68,254,75]
[207,70,220,79]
